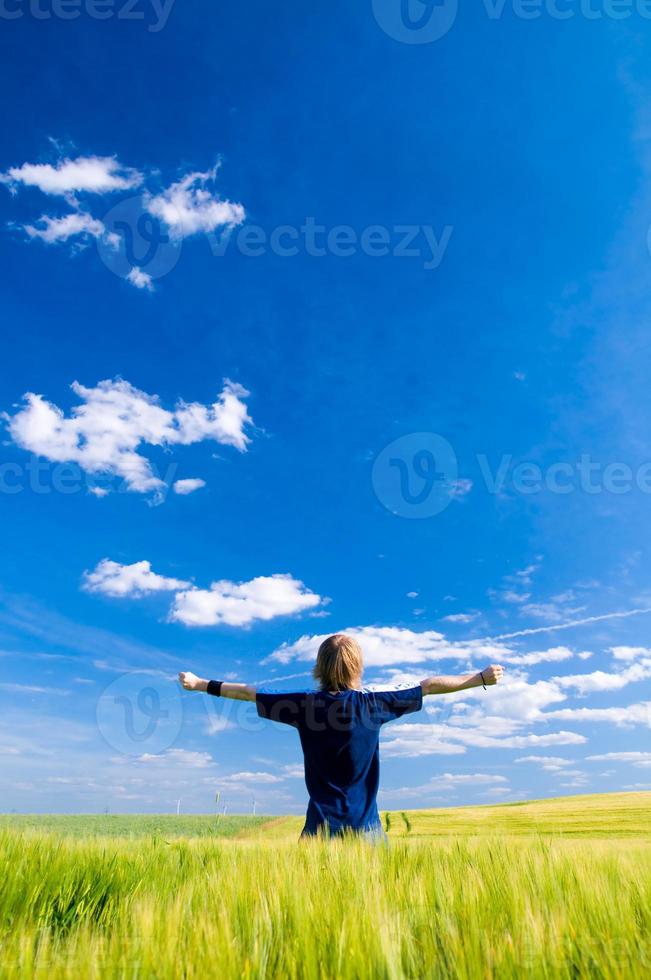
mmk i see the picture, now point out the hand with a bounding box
[178,671,206,692]
[480,664,504,686]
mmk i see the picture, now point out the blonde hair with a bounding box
[313,633,363,692]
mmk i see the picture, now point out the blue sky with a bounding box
[1,1,651,814]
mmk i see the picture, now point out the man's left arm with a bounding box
[420,664,503,696]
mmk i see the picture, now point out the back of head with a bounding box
[313,633,363,692]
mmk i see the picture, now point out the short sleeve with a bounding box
[368,685,423,725]
[256,691,307,727]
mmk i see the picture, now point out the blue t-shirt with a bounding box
[256,686,423,836]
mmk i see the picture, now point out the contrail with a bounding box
[255,669,314,685]
[488,607,651,641]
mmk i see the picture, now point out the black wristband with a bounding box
[479,671,487,690]
[207,680,223,697]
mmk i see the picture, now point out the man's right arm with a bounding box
[420,664,503,696]
[178,672,256,702]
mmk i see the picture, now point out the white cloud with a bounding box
[268,625,511,668]
[0,154,142,196]
[22,211,108,244]
[559,775,590,788]
[515,755,573,770]
[126,267,154,291]
[500,646,576,666]
[136,749,213,768]
[371,667,591,759]
[269,625,584,675]
[441,613,477,624]
[521,601,585,621]
[381,773,508,799]
[433,772,508,786]
[216,771,283,786]
[381,722,586,758]
[83,559,190,598]
[449,478,473,499]
[545,701,651,726]
[551,660,651,695]
[501,591,531,604]
[204,717,234,736]
[406,591,419,599]
[280,764,305,778]
[586,751,651,767]
[84,560,324,628]
[173,478,206,495]
[4,377,253,495]
[513,563,540,584]
[170,574,323,627]
[146,166,245,240]
[609,645,651,661]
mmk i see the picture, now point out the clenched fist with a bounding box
[480,664,504,686]
[178,671,206,692]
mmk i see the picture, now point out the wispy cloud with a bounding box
[22,211,111,245]
[4,377,253,496]
[489,607,651,641]
[0,682,70,695]
[126,267,154,291]
[146,166,245,240]
[1,148,244,289]
[441,612,478,624]
[0,154,142,196]
[0,592,180,673]
[173,478,206,495]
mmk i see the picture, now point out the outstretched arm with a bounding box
[420,663,503,696]
[178,671,256,702]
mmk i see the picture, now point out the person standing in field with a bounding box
[179,633,504,839]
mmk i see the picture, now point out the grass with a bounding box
[0,813,269,840]
[1,792,650,978]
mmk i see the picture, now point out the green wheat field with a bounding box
[1,791,650,979]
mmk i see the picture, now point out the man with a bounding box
[179,633,504,839]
